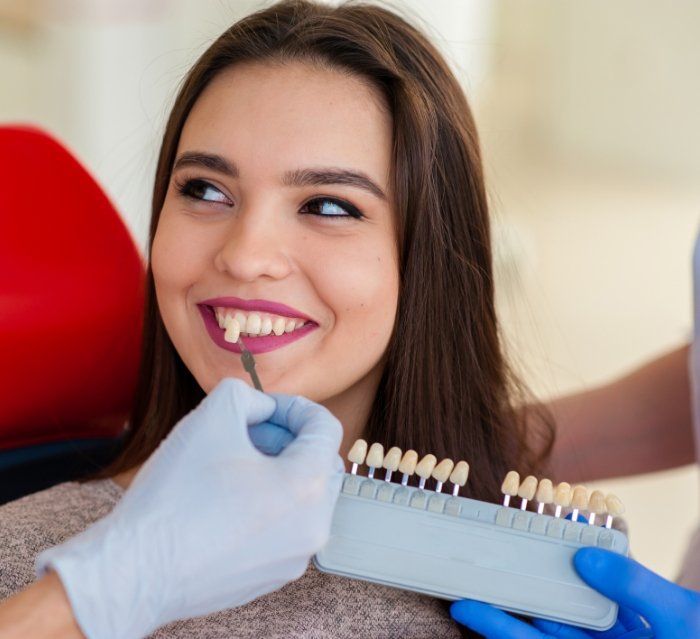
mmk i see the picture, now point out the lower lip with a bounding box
[197,304,317,355]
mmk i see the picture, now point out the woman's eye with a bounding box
[175,178,231,205]
[300,197,363,220]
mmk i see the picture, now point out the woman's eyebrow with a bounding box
[173,151,386,201]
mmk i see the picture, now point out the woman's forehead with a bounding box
[177,61,392,187]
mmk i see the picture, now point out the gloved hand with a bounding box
[450,547,700,638]
[248,420,294,455]
[35,377,344,639]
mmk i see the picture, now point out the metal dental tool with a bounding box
[237,337,264,391]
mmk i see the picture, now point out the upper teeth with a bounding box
[213,307,307,342]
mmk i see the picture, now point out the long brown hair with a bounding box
[87,0,552,508]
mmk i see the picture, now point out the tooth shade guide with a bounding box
[501,470,520,507]
[449,461,469,496]
[415,454,437,490]
[431,459,454,493]
[604,493,625,529]
[517,475,538,511]
[535,479,553,515]
[365,443,384,479]
[587,490,606,526]
[382,446,402,482]
[347,439,368,475]
[398,450,418,486]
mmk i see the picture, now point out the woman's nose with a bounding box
[213,207,292,283]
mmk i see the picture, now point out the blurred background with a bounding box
[1,0,698,580]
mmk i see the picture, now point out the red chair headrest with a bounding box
[0,125,145,450]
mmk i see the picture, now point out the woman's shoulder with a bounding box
[149,563,462,639]
[0,478,124,599]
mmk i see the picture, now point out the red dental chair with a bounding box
[0,125,145,505]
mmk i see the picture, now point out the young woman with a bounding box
[0,1,553,636]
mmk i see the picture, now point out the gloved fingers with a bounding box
[574,547,695,628]
[196,377,277,456]
[248,421,295,455]
[613,606,654,637]
[531,618,595,638]
[269,394,343,465]
[450,600,546,639]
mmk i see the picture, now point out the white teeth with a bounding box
[245,313,262,335]
[272,317,286,336]
[213,307,309,338]
[260,316,273,336]
[234,311,247,329]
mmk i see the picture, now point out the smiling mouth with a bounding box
[198,303,317,355]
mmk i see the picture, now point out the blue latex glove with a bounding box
[248,420,294,455]
[450,547,700,638]
[35,377,344,639]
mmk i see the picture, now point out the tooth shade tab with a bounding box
[223,318,241,344]
[605,494,625,516]
[517,475,538,500]
[347,439,368,465]
[552,482,571,518]
[588,490,607,514]
[415,454,437,479]
[449,461,469,487]
[366,443,385,470]
[382,447,402,471]
[553,482,572,507]
[432,459,454,484]
[501,471,520,496]
[571,485,589,510]
[535,479,554,504]
[398,450,418,475]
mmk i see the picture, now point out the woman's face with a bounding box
[152,61,399,429]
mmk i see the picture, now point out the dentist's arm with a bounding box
[549,344,694,483]
[0,571,85,639]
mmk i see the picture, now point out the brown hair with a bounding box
[87,0,552,517]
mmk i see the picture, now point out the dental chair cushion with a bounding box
[0,124,145,451]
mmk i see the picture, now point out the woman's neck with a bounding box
[321,365,383,471]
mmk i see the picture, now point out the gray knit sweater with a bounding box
[0,479,461,638]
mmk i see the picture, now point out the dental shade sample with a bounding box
[553,482,572,518]
[365,443,385,479]
[588,490,607,526]
[398,450,419,486]
[517,475,538,510]
[431,459,454,493]
[449,461,469,496]
[382,446,402,482]
[500,471,520,507]
[415,454,437,490]
[348,439,368,475]
[535,479,554,515]
[570,485,589,522]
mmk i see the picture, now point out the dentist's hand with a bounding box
[34,377,344,639]
[450,547,700,638]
